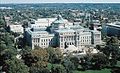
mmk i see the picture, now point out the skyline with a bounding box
[1,0,120,4]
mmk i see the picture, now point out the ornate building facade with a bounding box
[25,15,101,50]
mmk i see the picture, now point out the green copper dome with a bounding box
[53,15,65,24]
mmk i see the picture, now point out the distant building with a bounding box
[25,15,101,50]
[102,21,120,37]
[9,24,24,33]
[29,18,57,28]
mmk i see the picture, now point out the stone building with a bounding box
[25,15,101,50]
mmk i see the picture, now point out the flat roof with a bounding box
[55,29,75,33]
[107,22,120,28]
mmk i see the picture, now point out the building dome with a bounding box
[50,15,66,32]
[53,15,65,24]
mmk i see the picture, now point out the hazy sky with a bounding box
[1,0,120,4]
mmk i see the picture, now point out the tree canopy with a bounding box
[2,57,29,73]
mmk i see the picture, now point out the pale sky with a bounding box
[0,0,120,4]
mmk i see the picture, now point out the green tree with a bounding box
[70,57,79,69]
[46,47,63,64]
[62,58,75,73]
[0,19,5,27]
[2,33,14,47]
[80,55,93,70]
[92,53,109,69]
[100,36,120,67]
[22,48,49,67]
[51,64,67,73]
[0,48,17,66]
[29,61,50,73]
[2,57,29,73]
[0,42,7,52]
[20,46,32,56]
[31,48,49,62]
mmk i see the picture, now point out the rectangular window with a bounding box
[61,37,63,42]
[38,38,39,42]
[41,39,43,42]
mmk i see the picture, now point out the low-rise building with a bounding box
[29,18,57,28]
[9,24,24,33]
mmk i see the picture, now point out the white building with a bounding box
[25,15,101,50]
[28,18,57,28]
[9,24,24,33]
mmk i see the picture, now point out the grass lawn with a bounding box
[73,69,111,73]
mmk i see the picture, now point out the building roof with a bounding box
[37,18,56,22]
[32,27,47,31]
[70,25,84,29]
[107,21,120,28]
[55,28,75,33]
[26,27,55,38]
[30,18,57,27]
